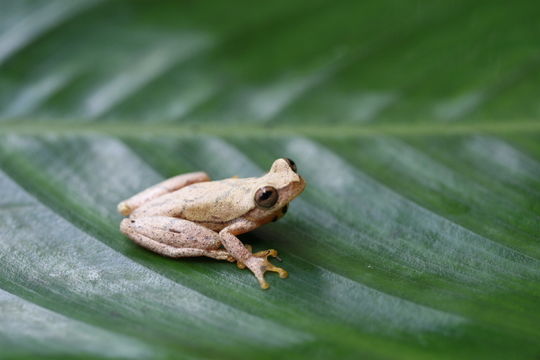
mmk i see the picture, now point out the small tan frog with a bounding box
[118,158,306,289]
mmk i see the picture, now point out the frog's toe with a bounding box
[254,250,288,279]
[253,249,278,258]
[117,201,132,216]
[254,261,287,289]
[264,262,288,279]
[251,267,271,289]
[258,278,270,290]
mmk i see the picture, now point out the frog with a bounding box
[118,158,306,289]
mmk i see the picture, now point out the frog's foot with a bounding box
[244,251,288,290]
[117,201,132,216]
[236,245,280,269]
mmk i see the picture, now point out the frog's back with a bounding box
[132,178,257,222]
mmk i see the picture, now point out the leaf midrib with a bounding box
[1,120,539,137]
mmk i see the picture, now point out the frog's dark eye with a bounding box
[284,158,297,173]
[255,186,278,208]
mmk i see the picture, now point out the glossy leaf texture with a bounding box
[0,1,539,359]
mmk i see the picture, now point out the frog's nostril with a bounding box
[284,158,297,173]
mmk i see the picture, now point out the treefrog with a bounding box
[118,158,306,289]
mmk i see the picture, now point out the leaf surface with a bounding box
[0,1,539,359]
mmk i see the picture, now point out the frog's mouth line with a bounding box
[278,176,306,204]
[298,175,307,188]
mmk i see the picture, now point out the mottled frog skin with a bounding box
[118,158,306,289]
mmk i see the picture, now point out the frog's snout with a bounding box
[296,175,307,192]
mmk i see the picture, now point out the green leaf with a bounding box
[0,0,539,359]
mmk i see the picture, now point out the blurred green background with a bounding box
[0,0,539,359]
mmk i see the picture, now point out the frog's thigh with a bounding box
[121,216,222,250]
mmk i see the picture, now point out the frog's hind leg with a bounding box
[117,171,210,215]
[127,231,234,261]
[120,217,234,262]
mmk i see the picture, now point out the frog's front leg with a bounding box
[219,220,288,289]
[120,216,234,262]
[118,171,210,215]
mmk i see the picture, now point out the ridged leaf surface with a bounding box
[0,1,539,359]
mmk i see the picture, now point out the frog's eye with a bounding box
[255,186,278,208]
[284,158,297,173]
